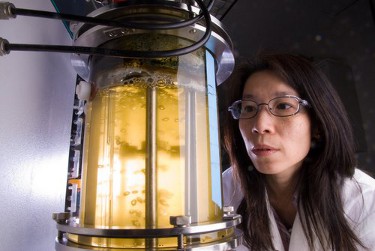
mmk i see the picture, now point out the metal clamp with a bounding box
[52,212,71,224]
[223,206,241,220]
[0,38,10,56]
[0,2,15,20]
[170,215,192,249]
[170,215,191,227]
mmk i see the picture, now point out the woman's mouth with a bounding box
[251,145,278,156]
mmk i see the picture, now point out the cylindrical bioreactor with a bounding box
[54,1,240,250]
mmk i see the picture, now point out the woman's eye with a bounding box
[243,105,256,113]
[275,102,293,110]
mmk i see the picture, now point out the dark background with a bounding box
[51,0,375,175]
[219,0,375,175]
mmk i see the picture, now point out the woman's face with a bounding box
[239,70,312,178]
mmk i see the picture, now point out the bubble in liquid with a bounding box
[135,210,142,217]
[123,191,130,196]
[132,190,139,194]
[156,80,166,88]
[159,199,169,207]
[132,220,141,227]
[162,117,169,122]
[115,136,122,145]
[136,197,144,204]
[131,199,137,206]
[158,105,165,110]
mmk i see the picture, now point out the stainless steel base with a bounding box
[55,234,242,251]
[54,216,242,250]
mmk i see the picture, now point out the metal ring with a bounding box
[56,216,241,238]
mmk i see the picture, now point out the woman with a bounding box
[222,53,375,251]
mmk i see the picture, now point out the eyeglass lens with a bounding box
[231,96,301,119]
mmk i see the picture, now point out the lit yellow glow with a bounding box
[73,53,226,248]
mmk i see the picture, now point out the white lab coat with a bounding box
[222,168,375,251]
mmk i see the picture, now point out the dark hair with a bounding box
[223,53,365,250]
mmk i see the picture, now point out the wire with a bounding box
[11,1,206,30]
[3,0,212,58]
[206,0,215,11]
[219,0,238,21]
[3,43,189,58]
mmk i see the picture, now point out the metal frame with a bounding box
[70,1,234,84]
[54,214,242,250]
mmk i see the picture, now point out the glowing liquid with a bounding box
[70,64,226,248]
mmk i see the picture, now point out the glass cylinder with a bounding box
[68,32,229,249]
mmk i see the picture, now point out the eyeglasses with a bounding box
[228,95,310,120]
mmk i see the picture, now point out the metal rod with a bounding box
[185,89,198,222]
[177,234,184,250]
[107,90,115,228]
[185,90,192,217]
[145,86,157,248]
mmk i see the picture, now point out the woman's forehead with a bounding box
[242,71,298,99]
[242,91,293,100]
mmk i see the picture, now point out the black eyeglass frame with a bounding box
[228,95,310,120]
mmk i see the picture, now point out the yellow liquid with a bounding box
[71,68,225,248]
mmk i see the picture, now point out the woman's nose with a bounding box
[251,106,274,134]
